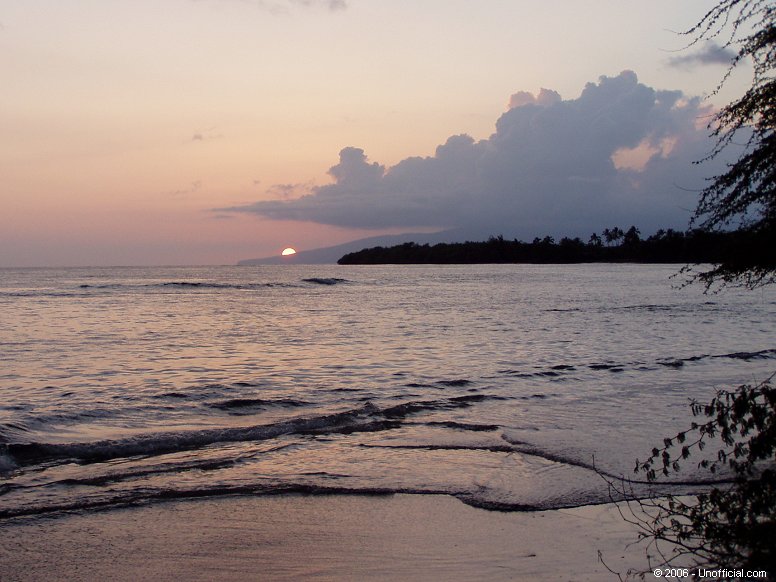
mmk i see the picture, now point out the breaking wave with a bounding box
[497,349,776,378]
[207,397,311,412]
[0,394,507,468]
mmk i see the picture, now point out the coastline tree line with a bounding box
[337,226,769,266]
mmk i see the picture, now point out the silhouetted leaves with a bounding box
[686,0,776,290]
[626,377,776,579]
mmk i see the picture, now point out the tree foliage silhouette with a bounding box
[687,0,775,289]
[337,228,748,265]
[608,3,776,580]
[609,376,776,580]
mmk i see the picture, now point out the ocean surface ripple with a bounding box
[0,264,774,519]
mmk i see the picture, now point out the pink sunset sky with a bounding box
[1,0,750,266]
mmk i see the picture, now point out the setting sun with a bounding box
[281,247,297,256]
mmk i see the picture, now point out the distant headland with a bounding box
[337,227,768,266]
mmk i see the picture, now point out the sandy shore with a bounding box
[0,494,649,581]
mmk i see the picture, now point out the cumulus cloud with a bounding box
[224,71,725,238]
[667,41,736,69]
[508,88,561,109]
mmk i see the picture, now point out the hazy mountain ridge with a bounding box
[237,230,460,264]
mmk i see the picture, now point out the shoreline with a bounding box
[0,493,650,581]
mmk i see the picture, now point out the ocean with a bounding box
[1,264,774,519]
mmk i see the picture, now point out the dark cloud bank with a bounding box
[227,71,728,240]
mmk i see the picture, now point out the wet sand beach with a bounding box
[0,494,646,581]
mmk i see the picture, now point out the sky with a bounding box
[0,0,752,266]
